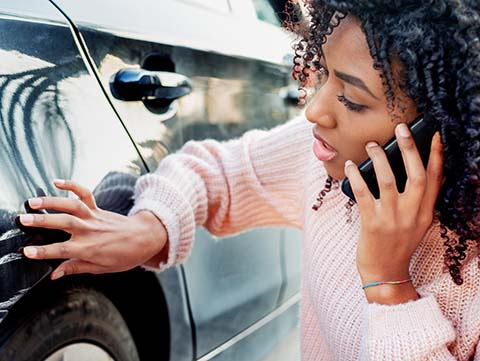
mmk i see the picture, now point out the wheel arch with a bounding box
[83,268,171,361]
[0,268,171,361]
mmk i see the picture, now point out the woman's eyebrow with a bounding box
[333,70,380,100]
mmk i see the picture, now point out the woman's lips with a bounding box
[312,131,338,161]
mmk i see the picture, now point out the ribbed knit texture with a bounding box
[128,116,480,360]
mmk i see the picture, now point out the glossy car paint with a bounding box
[0,1,146,322]
[0,0,304,360]
[52,0,303,359]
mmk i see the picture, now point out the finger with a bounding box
[395,123,427,199]
[18,213,83,232]
[22,241,84,260]
[51,259,109,280]
[344,160,375,213]
[27,196,91,218]
[53,179,97,209]
[365,141,398,205]
[421,131,444,213]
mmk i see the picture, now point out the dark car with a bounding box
[0,1,303,360]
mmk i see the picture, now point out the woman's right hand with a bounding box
[19,179,168,280]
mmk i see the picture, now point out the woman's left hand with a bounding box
[344,123,444,292]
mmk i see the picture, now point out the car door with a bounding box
[0,0,146,322]
[51,0,301,358]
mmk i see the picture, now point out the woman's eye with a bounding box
[337,94,366,113]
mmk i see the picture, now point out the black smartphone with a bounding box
[341,114,438,202]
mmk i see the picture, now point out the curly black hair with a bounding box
[286,0,480,285]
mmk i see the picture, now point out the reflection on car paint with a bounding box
[77,27,297,172]
[0,62,77,198]
[1,2,303,359]
[0,16,145,322]
[66,7,303,357]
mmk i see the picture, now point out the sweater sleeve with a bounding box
[361,293,457,361]
[360,249,480,361]
[128,116,312,271]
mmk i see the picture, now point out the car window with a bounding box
[177,0,231,13]
[252,0,282,26]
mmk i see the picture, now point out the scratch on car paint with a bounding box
[0,253,22,264]
[0,288,28,309]
[0,229,22,241]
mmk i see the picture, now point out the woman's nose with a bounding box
[305,92,337,128]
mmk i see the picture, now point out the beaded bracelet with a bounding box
[361,277,413,290]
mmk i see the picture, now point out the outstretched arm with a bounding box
[20,116,312,277]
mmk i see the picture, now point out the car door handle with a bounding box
[110,68,193,102]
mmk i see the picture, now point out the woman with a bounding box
[18,0,480,359]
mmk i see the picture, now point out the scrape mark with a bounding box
[0,229,22,241]
[0,288,28,309]
[0,252,22,264]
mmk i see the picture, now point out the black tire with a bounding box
[0,284,140,361]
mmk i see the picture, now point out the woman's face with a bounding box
[305,14,419,180]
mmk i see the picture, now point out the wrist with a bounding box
[358,265,411,285]
[132,210,169,261]
[363,281,419,304]
[359,268,418,305]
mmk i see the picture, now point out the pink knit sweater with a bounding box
[128,116,480,360]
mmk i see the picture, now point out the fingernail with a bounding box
[51,271,64,280]
[28,198,42,208]
[366,141,378,148]
[396,123,410,138]
[23,246,38,258]
[345,160,354,169]
[53,179,65,185]
[19,214,34,225]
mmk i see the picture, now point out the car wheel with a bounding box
[0,285,139,361]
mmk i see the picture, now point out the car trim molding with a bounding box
[197,292,301,361]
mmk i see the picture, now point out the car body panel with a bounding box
[0,0,304,359]
[183,228,284,357]
[156,267,196,361]
[0,0,147,322]
[52,0,303,358]
[0,0,65,24]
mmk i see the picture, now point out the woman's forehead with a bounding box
[323,15,371,64]
[322,15,384,98]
